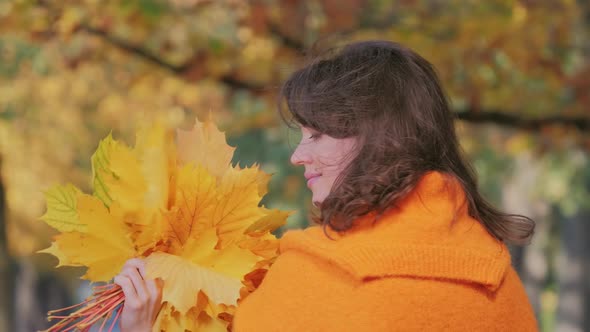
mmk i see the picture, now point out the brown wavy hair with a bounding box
[279,40,534,245]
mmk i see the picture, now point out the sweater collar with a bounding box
[280,172,511,291]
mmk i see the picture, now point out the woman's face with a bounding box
[290,126,357,205]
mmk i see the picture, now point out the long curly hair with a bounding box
[279,40,534,245]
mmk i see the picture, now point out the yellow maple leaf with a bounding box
[128,123,177,252]
[90,126,176,253]
[40,184,85,232]
[40,119,292,331]
[134,122,175,211]
[91,133,116,207]
[131,212,168,256]
[212,166,266,246]
[153,299,229,332]
[244,209,291,236]
[237,232,281,259]
[145,252,244,314]
[165,164,218,251]
[40,194,136,281]
[92,135,147,213]
[213,166,286,248]
[254,168,272,197]
[181,228,260,279]
[176,118,235,178]
[145,229,260,315]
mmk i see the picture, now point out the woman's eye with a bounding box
[309,133,322,140]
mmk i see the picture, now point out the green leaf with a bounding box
[91,133,115,206]
[40,184,86,232]
[139,0,168,19]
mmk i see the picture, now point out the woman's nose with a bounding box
[290,144,310,166]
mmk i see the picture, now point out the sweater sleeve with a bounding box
[233,248,373,332]
[232,248,537,332]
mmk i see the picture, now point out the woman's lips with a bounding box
[306,175,320,188]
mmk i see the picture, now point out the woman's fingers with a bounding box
[116,258,162,332]
[114,258,151,308]
[145,279,157,299]
[145,280,162,307]
[155,278,164,293]
[145,278,164,324]
[116,258,162,310]
[114,275,138,300]
[122,266,150,303]
[123,258,147,276]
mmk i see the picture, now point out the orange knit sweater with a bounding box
[233,172,537,331]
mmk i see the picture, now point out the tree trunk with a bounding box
[14,259,72,332]
[558,1,590,331]
[555,205,590,332]
[502,153,550,321]
[0,158,72,331]
[0,157,14,332]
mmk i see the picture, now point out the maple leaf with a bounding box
[153,299,229,332]
[176,117,235,178]
[235,209,290,259]
[237,232,281,259]
[165,164,218,251]
[239,268,269,303]
[145,252,244,314]
[39,118,292,331]
[181,228,260,279]
[212,166,266,246]
[244,209,291,236]
[134,122,175,211]
[91,135,147,213]
[132,212,169,256]
[254,168,272,198]
[40,184,85,232]
[213,180,291,248]
[40,194,136,281]
[129,123,177,252]
[91,133,116,207]
[146,228,260,315]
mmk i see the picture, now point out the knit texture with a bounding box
[233,172,538,331]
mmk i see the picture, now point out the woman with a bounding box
[115,40,538,331]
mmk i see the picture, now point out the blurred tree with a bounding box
[0,157,14,332]
[0,0,589,330]
[554,2,590,330]
[13,259,71,332]
[555,206,590,332]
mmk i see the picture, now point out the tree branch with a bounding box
[455,110,590,131]
[221,76,266,91]
[80,24,265,90]
[268,23,305,52]
[80,24,186,73]
[79,25,589,132]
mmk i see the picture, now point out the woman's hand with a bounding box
[114,258,163,332]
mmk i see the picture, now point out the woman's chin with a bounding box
[311,194,325,207]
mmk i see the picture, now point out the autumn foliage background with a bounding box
[0,1,589,331]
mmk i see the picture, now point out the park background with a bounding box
[0,0,589,331]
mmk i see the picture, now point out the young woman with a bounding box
[115,40,538,331]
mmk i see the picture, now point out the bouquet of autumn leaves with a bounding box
[39,119,290,331]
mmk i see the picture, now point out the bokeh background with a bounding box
[1,0,589,331]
